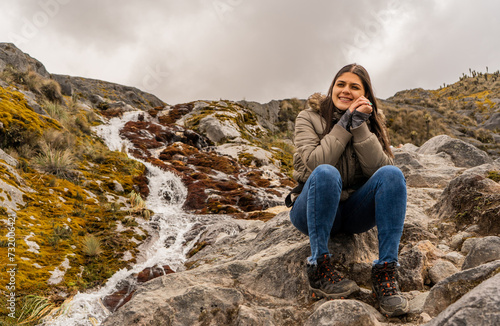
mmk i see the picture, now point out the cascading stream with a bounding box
[42,111,197,326]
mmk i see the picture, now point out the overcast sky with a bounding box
[1,0,499,105]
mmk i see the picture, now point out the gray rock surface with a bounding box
[304,300,383,326]
[428,260,459,284]
[0,42,50,77]
[462,236,500,270]
[425,272,500,326]
[423,259,500,317]
[417,135,492,168]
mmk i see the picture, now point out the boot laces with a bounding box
[318,255,343,283]
[375,262,398,296]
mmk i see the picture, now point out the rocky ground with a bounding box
[1,42,499,325]
[101,138,500,326]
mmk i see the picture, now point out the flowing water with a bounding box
[42,111,200,326]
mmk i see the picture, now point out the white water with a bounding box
[42,111,197,326]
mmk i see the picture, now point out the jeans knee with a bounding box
[312,164,342,186]
[376,165,405,186]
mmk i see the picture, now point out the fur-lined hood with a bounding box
[306,92,325,112]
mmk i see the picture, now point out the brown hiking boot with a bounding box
[307,254,359,299]
[371,262,409,317]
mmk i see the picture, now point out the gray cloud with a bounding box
[1,0,500,104]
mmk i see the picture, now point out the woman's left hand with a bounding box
[349,96,373,114]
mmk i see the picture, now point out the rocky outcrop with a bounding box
[0,43,50,77]
[425,272,500,326]
[51,74,165,111]
[416,135,492,168]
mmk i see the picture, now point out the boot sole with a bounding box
[372,287,410,317]
[309,283,360,300]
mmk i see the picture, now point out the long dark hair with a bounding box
[320,63,393,158]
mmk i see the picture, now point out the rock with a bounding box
[449,231,473,250]
[0,148,18,166]
[0,43,50,77]
[416,135,492,168]
[102,280,136,313]
[198,115,241,143]
[238,100,281,133]
[112,180,124,193]
[394,150,463,188]
[401,222,437,245]
[408,291,429,314]
[304,300,383,326]
[423,259,500,317]
[51,74,165,111]
[430,165,500,236]
[461,237,480,255]
[444,251,465,265]
[136,265,174,283]
[428,259,459,284]
[462,236,500,270]
[215,143,277,169]
[482,112,500,130]
[425,272,500,326]
[399,241,439,291]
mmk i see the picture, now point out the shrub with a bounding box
[81,234,103,257]
[16,295,54,325]
[40,79,63,103]
[43,101,68,122]
[25,70,44,93]
[35,142,75,179]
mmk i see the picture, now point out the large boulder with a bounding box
[423,259,500,317]
[416,135,492,168]
[429,162,500,236]
[304,300,384,326]
[425,272,500,326]
[394,149,463,188]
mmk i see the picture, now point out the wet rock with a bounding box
[136,265,174,283]
[102,280,136,313]
[416,135,492,168]
[428,259,459,284]
[305,300,384,326]
[462,236,500,270]
[426,272,500,326]
[423,259,500,317]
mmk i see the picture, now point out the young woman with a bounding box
[286,63,408,317]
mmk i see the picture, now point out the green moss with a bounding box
[487,170,500,182]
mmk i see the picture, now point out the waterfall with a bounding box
[42,111,197,326]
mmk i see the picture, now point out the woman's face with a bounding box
[332,72,366,111]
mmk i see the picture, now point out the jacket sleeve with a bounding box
[295,111,352,172]
[351,122,393,177]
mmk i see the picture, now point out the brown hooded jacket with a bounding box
[288,93,393,205]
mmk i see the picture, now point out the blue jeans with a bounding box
[289,164,406,265]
